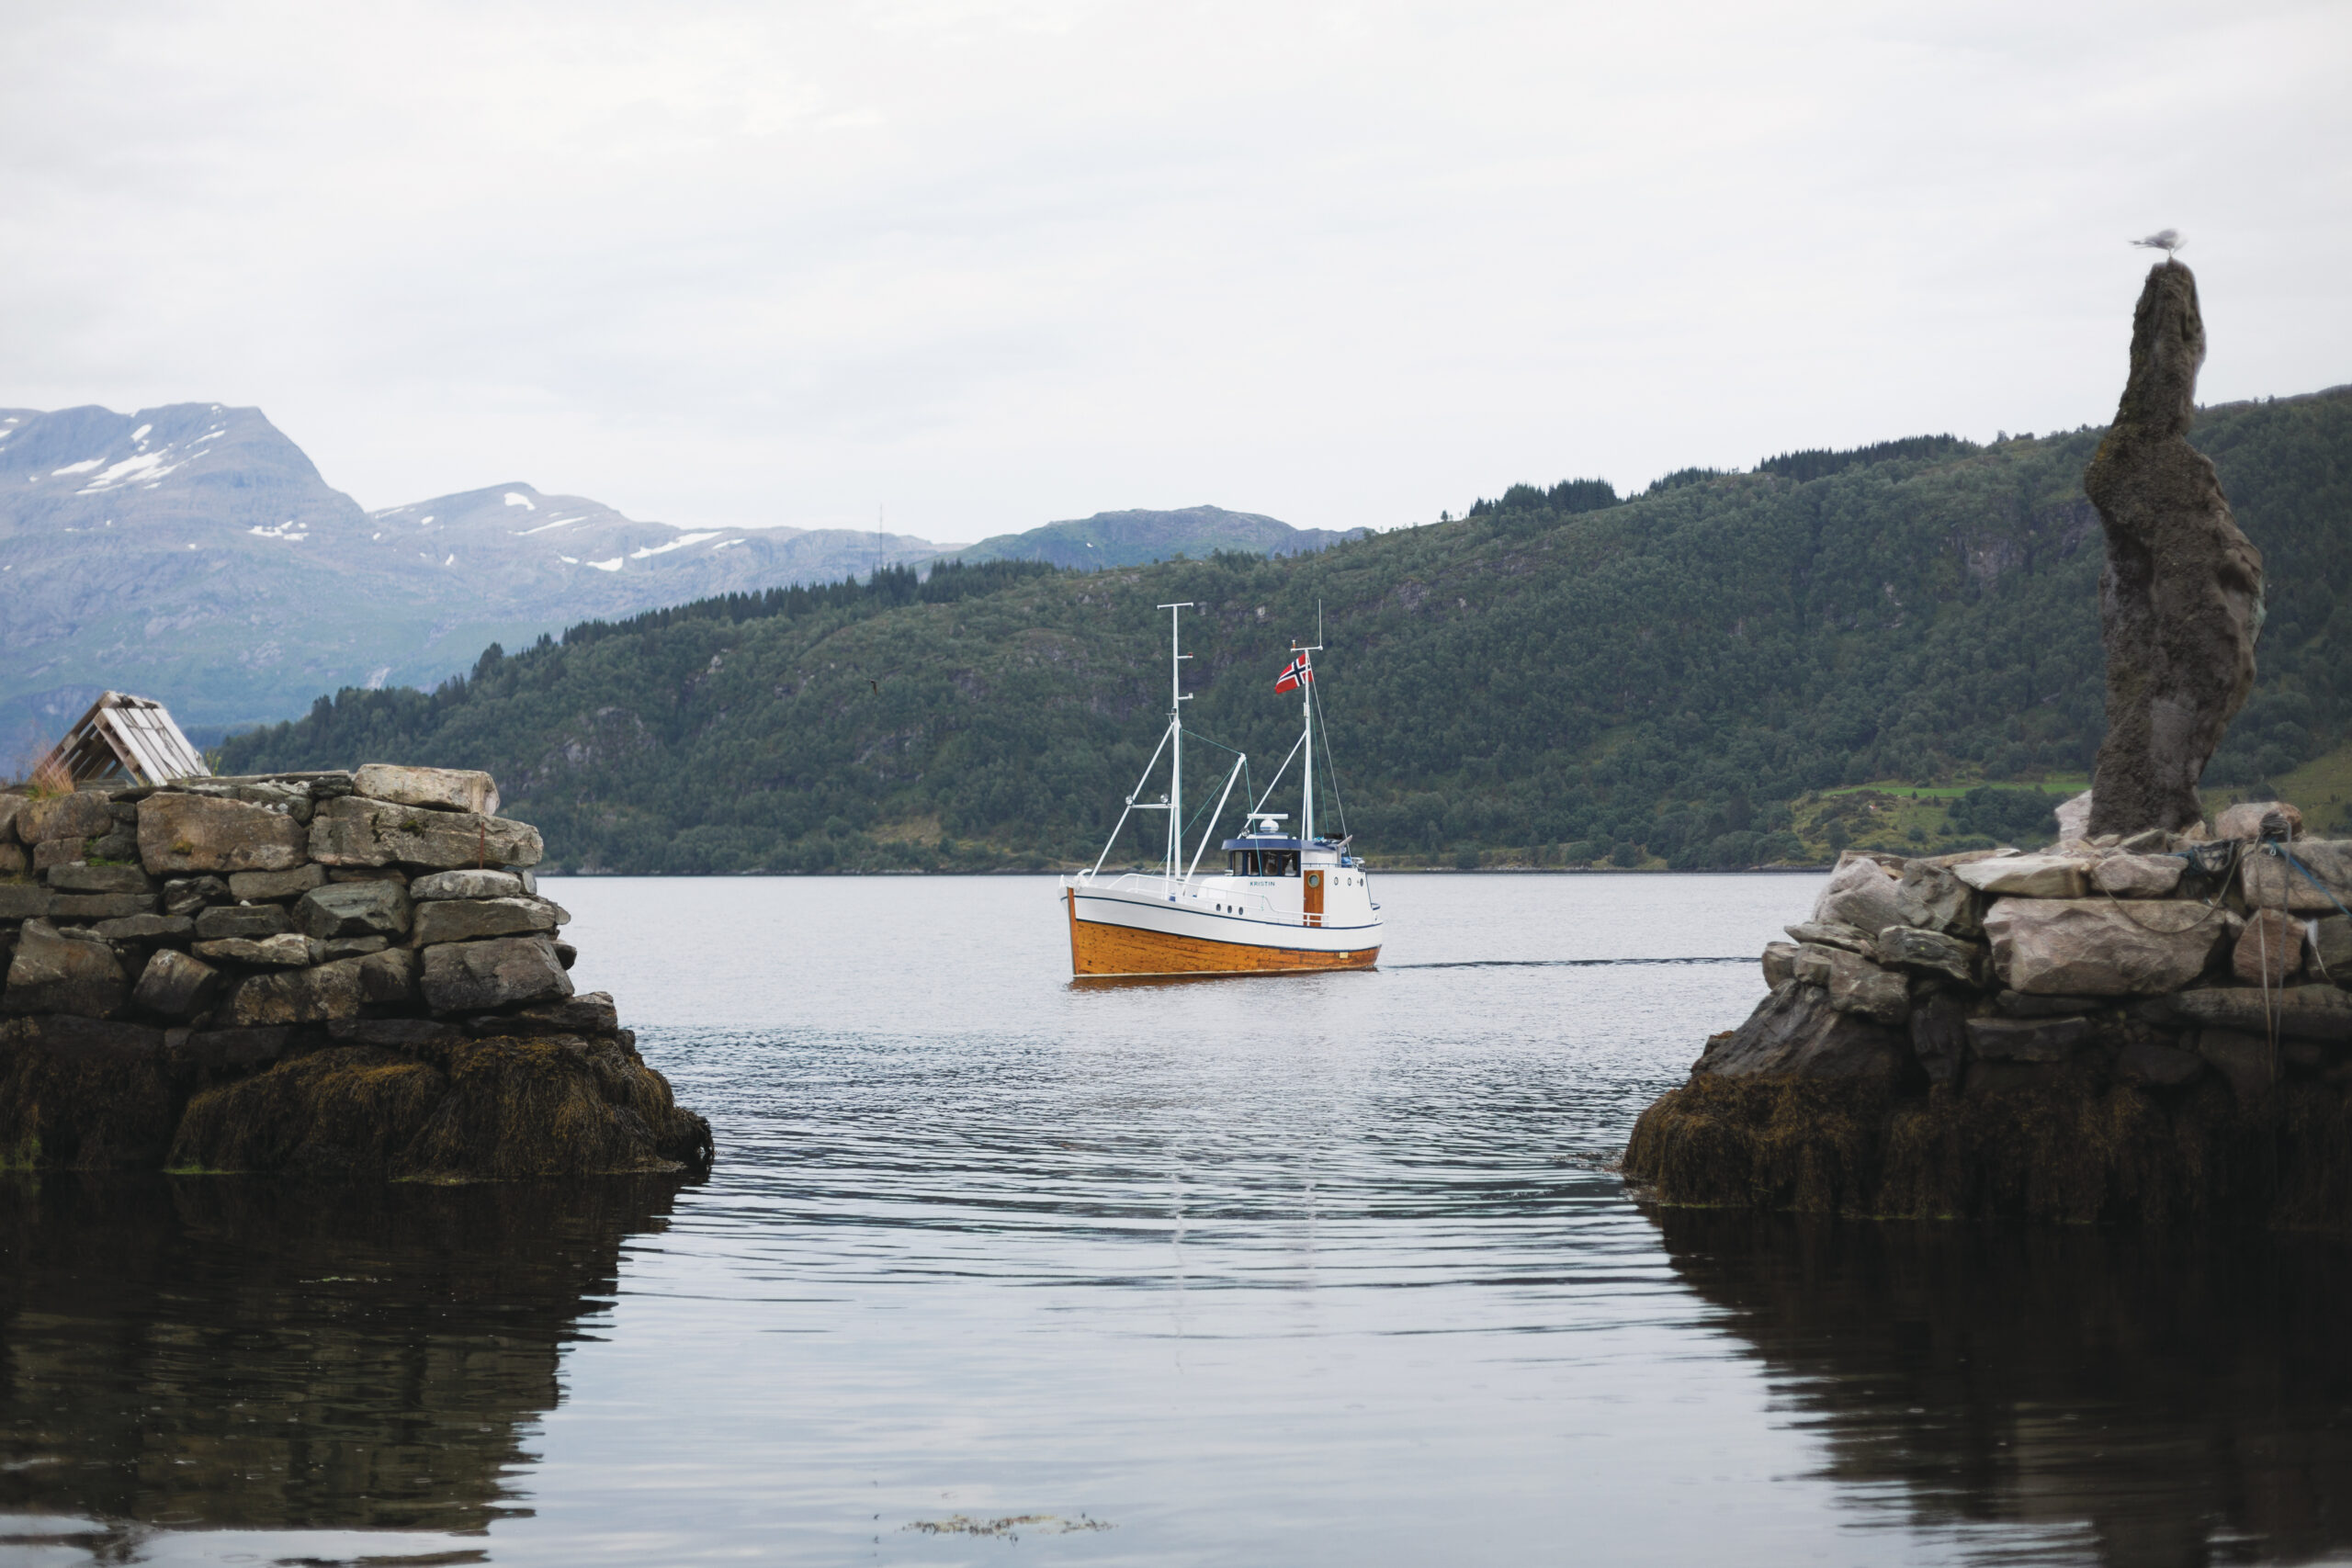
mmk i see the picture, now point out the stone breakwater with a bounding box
[1624,802,2352,1228]
[0,765,712,1179]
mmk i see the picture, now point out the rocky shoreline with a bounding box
[1624,803,2352,1229]
[0,765,711,1180]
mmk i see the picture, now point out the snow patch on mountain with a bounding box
[629,531,722,558]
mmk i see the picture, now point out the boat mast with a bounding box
[1160,602,1193,884]
[1295,635,1320,847]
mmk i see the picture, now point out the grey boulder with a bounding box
[227,863,328,901]
[308,795,543,870]
[132,949,221,1020]
[194,903,292,942]
[1693,981,1914,1084]
[353,763,502,817]
[410,868,526,901]
[1791,943,1841,987]
[2172,985,2352,1042]
[138,793,309,874]
[1822,948,1910,1026]
[1783,920,1875,955]
[1982,897,2234,996]
[46,863,156,894]
[1954,854,2090,898]
[3,919,129,1017]
[2090,852,2185,898]
[2241,840,2352,913]
[51,894,157,920]
[192,933,315,969]
[162,876,229,917]
[358,946,420,1006]
[1812,856,1903,936]
[295,879,413,939]
[19,792,115,844]
[1894,862,1983,938]
[472,990,621,1037]
[1874,926,1981,987]
[411,896,559,946]
[0,884,53,920]
[94,913,194,942]
[220,955,373,1027]
[2215,800,2302,841]
[2311,916,2352,982]
[419,935,572,1014]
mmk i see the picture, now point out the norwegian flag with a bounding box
[1274,656,1314,693]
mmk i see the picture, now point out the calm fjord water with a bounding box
[6,874,2352,1566]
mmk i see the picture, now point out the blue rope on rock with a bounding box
[2274,844,2352,926]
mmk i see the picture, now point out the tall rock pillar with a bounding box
[2084,261,2264,837]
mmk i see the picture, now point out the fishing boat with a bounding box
[1060,603,1384,976]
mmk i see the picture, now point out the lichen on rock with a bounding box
[0,765,711,1182]
[1625,833,2352,1230]
[2083,261,2264,837]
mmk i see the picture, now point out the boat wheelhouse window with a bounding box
[1227,850,1261,875]
[1268,852,1299,877]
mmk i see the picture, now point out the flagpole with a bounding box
[1291,635,1320,848]
[1301,650,1313,849]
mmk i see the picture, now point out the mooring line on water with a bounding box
[1386,957,1753,969]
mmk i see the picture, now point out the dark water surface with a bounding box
[6,874,2352,1566]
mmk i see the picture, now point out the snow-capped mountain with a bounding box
[363,483,941,592]
[0,404,948,756]
[0,401,1343,760]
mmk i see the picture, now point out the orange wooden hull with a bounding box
[1065,890,1379,976]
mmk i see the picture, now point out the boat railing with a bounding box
[1077,871,1182,898]
[1071,872,1301,924]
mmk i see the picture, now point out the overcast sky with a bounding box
[3,1,2346,539]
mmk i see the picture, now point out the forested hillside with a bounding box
[217,387,2352,874]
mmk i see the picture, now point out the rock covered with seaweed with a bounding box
[1623,810,2352,1228]
[0,766,711,1179]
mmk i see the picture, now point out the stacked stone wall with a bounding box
[0,766,710,1179]
[1625,801,2352,1228]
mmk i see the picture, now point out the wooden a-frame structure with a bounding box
[34,691,210,786]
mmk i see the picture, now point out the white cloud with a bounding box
[0,1,2345,538]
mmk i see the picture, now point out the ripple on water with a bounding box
[9,874,2349,1565]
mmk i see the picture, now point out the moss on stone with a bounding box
[1628,1065,2352,1229]
[0,1021,179,1171]
[157,1033,711,1182]
[170,1046,448,1177]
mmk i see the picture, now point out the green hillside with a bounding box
[216,386,2352,874]
[948,504,1360,570]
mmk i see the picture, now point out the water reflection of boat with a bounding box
[1060,604,1383,976]
[1652,1206,2352,1564]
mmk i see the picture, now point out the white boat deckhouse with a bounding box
[1058,604,1383,976]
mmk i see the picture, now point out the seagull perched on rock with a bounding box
[2132,228,2185,257]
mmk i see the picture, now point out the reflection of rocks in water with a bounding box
[0,1173,685,1533]
[1652,1207,2352,1566]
